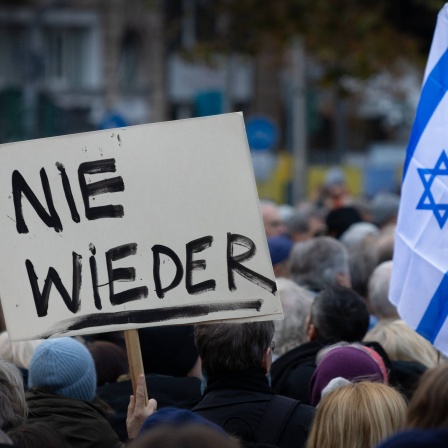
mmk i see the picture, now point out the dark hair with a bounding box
[8,421,68,448]
[195,322,275,377]
[407,363,448,429]
[311,286,369,343]
[131,424,241,448]
[87,340,129,386]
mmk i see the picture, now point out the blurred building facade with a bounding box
[0,0,166,141]
[0,0,417,202]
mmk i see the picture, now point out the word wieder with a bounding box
[12,159,276,318]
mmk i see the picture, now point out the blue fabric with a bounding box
[402,49,448,181]
[139,407,226,437]
[28,337,96,401]
[417,271,448,343]
[377,428,448,448]
[267,236,294,265]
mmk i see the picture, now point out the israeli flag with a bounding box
[390,3,448,355]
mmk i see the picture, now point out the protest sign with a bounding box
[390,4,448,355]
[0,113,282,341]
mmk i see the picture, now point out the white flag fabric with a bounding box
[390,3,448,355]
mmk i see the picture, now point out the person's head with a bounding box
[377,429,448,448]
[367,261,398,320]
[406,363,448,429]
[310,344,387,406]
[0,359,27,431]
[195,322,275,377]
[326,206,363,239]
[307,382,407,448]
[340,223,380,299]
[138,326,200,378]
[28,337,96,401]
[274,279,313,356]
[370,193,400,229]
[260,201,286,237]
[364,320,438,369]
[8,421,67,448]
[289,236,350,292]
[322,167,347,200]
[307,286,370,343]
[267,235,294,278]
[286,204,326,242]
[0,332,43,370]
[376,227,396,264]
[138,407,227,438]
[87,340,129,386]
[131,424,241,448]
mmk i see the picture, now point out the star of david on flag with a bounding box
[390,3,448,356]
[416,150,448,228]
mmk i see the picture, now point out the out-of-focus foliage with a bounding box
[180,0,443,84]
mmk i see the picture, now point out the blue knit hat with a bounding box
[267,235,294,265]
[28,337,96,401]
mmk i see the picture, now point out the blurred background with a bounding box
[0,0,444,205]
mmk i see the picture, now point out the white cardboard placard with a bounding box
[0,113,282,341]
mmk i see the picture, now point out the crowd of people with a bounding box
[0,168,446,448]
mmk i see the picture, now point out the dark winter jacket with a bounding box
[97,374,202,441]
[270,340,326,404]
[26,388,123,448]
[192,368,314,448]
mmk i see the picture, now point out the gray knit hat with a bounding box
[28,337,96,401]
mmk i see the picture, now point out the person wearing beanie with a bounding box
[26,337,124,448]
[267,235,294,278]
[309,344,387,406]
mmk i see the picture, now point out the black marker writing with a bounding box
[12,169,63,234]
[152,245,184,299]
[106,243,149,305]
[186,236,216,295]
[26,252,82,317]
[227,233,277,294]
[78,159,124,220]
[56,162,80,223]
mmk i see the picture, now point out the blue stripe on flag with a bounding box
[403,49,448,181]
[417,271,448,343]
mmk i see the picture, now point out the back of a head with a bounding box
[28,337,96,401]
[364,320,438,369]
[371,193,400,228]
[138,326,199,377]
[310,286,370,343]
[310,345,387,406]
[0,332,43,370]
[377,429,448,448]
[0,359,27,431]
[307,382,406,448]
[195,322,274,377]
[340,222,380,249]
[274,279,313,355]
[368,261,398,320]
[87,340,129,386]
[325,206,363,239]
[131,424,241,448]
[286,204,325,241]
[407,363,448,430]
[289,237,349,292]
